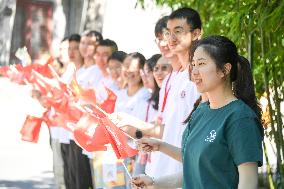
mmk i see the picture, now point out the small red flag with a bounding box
[20,115,43,143]
[30,70,67,98]
[101,117,138,159]
[70,74,97,105]
[74,113,109,152]
[7,66,25,84]
[33,57,54,78]
[0,66,9,77]
[99,87,117,113]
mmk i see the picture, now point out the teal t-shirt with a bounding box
[181,100,263,189]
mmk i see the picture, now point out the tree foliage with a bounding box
[139,0,284,188]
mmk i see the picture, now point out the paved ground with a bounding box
[0,77,56,189]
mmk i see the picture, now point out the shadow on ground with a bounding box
[0,171,56,189]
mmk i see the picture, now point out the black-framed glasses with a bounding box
[163,28,194,39]
[155,38,168,46]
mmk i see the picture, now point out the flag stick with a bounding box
[95,104,108,115]
[120,130,137,142]
[121,161,132,180]
[48,64,61,81]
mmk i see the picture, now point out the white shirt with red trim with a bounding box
[146,70,200,179]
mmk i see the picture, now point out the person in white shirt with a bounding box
[142,55,173,176]
[66,31,103,189]
[49,36,70,189]
[77,31,104,89]
[118,8,202,184]
[80,39,118,159]
[147,7,202,181]
[134,54,173,176]
[115,52,150,118]
[93,39,119,96]
[113,52,151,189]
[96,50,127,103]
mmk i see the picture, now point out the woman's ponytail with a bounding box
[234,55,262,121]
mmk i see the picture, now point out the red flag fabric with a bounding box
[20,115,43,143]
[0,66,9,77]
[90,105,107,119]
[28,71,68,111]
[99,87,117,114]
[44,102,84,131]
[15,64,24,72]
[21,65,33,83]
[42,108,66,128]
[33,57,54,78]
[74,113,109,152]
[29,75,49,95]
[81,88,97,106]
[69,73,82,97]
[63,102,84,123]
[100,117,138,159]
[7,66,25,84]
[69,74,97,105]
[30,70,67,99]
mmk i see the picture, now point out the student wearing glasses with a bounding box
[118,8,201,184]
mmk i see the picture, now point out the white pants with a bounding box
[51,139,66,189]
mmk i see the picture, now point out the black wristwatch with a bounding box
[135,129,143,139]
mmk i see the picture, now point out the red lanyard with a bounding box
[160,66,183,113]
[161,72,173,113]
[145,101,151,122]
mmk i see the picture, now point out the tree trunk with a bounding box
[0,0,16,66]
[260,27,278,188]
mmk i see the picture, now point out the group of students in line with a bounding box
[47,6,263,189]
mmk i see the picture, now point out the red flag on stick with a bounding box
[74,113,109,152]
[101,117,138,159]
[42,108,67,128]
[33,57,54,78]
[7,65,25,84]
[99,87,117,113]
[70,73,97,105]
[20,115,43,143]
[45,102,83,131]
[31,70,67,99]
[0,66,9,77]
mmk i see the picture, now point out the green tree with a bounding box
[139,0,284,188]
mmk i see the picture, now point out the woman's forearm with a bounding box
[159,141,182,162]
[238,162,258,189]
[153,171,183,189]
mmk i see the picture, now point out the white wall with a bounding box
[102,0,170,59]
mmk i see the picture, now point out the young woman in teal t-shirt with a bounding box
[131,35,263,189]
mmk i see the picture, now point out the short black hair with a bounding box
[108,51,127,63]
[68,34,81,43]
[169,7,202,30]
[98,39,118,53]
[61,36,69,43]
[81,30,103,43]
[155,16,169,37]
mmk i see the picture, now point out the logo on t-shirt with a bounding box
[180,90,186,98]
[205,130,216,142]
